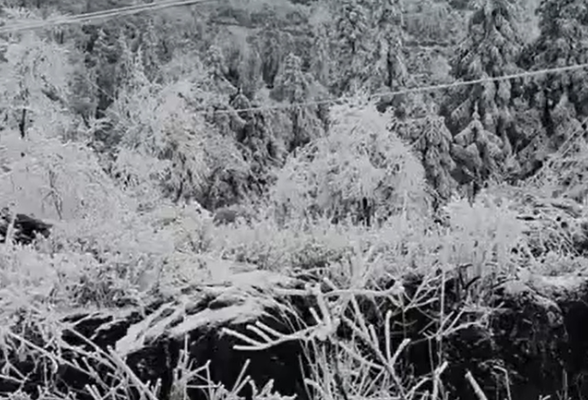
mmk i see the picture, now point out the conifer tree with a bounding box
[511,0,588,189]
[1,24,72,140]
[332,0,371,93]
[443,0,524,139]
[450,105,505,185]
[236,47,264,101]
[404,0,460,46]
[391,99,457,202]
[115,34,136,89]
[91,28,120,118]
[204,45,236,97]
[271,52,323,151]
[309,22,334,88]
[254,26,295,87]
[271,53,311,104]
[366,0,407,91]
[521,0,588,118]
[204,45,228,83]
[139,20,162,82]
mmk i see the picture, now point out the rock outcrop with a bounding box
[0,208,51,244]
[2,267,588,400]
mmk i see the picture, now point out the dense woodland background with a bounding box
[4,0,588,399]
[0,0,588,310]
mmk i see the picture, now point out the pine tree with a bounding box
[115,34,135,89]
[450,105,506,185]
[332,0,372,94]
[1,27,72,140]
[521,0,588,117]
[443,0,524,138]
[366,0,407,91]
[309,22,334,88]
[270,53,311,104]
[511,0,588,189]
[91,27,120,118]
[255,26,295,88]
[204,45,236,97]
[236,47,264,101]
[404,0,461,46]
[139,20,162,82]
[204,45,228,83]
[271,52,323,152]
[391,99,457,202]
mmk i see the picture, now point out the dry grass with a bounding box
[0,14,585,400]
[0,179,543,400]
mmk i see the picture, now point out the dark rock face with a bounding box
[0,271,312,400]
[442,281,568,400]
[0,209,51,244]
[333,273,572,400]
[3,269,588,400]
[534,277,588,398]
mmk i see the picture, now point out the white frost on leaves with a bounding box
[168,299,266,338]
[115,270,294,357]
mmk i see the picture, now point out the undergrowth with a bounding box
[1,12,588,400]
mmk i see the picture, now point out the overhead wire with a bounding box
[0,0,217,34]
[0,0,464,36]
[2,0,588,123]
[2,0,587,197]
[205,62,588,115]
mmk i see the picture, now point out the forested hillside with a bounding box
[2,0,582,212]
[2,0,588,399]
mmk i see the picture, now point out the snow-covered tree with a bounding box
[391,100,457,202]
[366,0,407,91]
[332,0,372,93]
[204,44,237,97]
[450,105,506,185]
[271,53,311,103]
[91,27,120,116]
[404,0,462,46]
[443,0,524,138]
[139,20,163,82]
[0,24,72,140]
[521,0,588,118]
[270,104,430,226]
[254,26,296,88]
[270,52,324,152]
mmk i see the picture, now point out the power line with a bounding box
[3,0,584,120]
[78,60,588,122]
[0,0,458,35]
[206,62,588,115]
[0,0,217,34]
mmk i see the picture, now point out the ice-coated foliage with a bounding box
[270,104,429,225]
